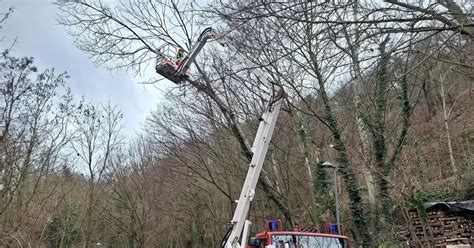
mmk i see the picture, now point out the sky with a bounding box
[1,0,168,139]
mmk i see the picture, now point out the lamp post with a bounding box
[320,161,340,234]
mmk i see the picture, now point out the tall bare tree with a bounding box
[0,52,75,244]
[57,0,296,228]
[70,102,123,246]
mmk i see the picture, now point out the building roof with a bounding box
[424,200,474,215]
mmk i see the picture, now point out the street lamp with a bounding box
[319,161,341,234]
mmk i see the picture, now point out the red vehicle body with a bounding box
[244,220,352,248]
[245,231,352,248]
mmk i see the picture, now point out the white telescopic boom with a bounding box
[224,91,285,248]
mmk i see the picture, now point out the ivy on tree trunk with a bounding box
[373,36,391,221]
[318,80,373,247]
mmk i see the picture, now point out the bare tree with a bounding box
[57,0,297,228]
[70,102,123,246]
[104,138,154,247]
[385,0,473,38]
[0,5,13,43]
[0,52,75,245]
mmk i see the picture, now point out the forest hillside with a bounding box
[0,1,473,247]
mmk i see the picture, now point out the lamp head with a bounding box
[320,161,336,169]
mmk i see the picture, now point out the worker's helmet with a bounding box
[178,47,185,52]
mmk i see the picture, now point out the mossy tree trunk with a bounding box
[312,63,373,247]
[371,37,391,221]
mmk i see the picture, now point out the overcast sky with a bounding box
[1,0,168,139]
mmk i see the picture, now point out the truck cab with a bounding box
[247,232,352,248]
[245,220,352,248]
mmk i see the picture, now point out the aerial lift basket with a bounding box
[154,44,189,84]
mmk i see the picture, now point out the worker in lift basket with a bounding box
[176,47,185,66]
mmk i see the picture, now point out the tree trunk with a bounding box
[297,113,315,199]
[341,0,377,212]
[439,67,457,176]
[317,78,372,247]
[355,93,377,211]
[372,37,392,222]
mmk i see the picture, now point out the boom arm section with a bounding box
[223,89,287,248]
[176,27,215,75]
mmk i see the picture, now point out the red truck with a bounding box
[245,220,353,248]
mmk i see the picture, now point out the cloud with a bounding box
[1,0,167,139]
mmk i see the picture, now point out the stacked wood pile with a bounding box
[399,210,473,247]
